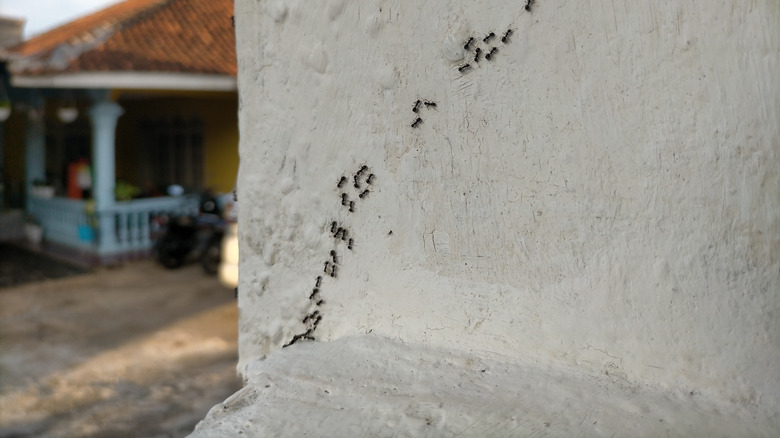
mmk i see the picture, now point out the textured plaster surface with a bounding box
[191,336,773,437]
[196,0,780,434]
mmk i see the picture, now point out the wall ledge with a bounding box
[190,335,779,437]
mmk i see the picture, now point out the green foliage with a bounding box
[115,180,141,201]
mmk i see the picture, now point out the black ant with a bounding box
[485,47,498,60]
[310,288,319,299]
[359,189,370,199]
[501,29,513,43]
[412,100,421,113]
[316,275,322,287]
[329,264,337,278]
[341,193,348,206]
[330,250,337,263]
[424,101,437,109]
[458,63,471,73]
[283,335,301,347]
[463,37,474,50]
[388,230,393,235]
[303,311,319,323]
[483,32,495,43]
[474,47,482,62]
[366,173,374,184]
[337,176,346,188]
[525,0,534,12]
[330,221,337,234]
[316,299,325,306]
[324,261,330,273]
[357,165,368,176]
[304,311,319,322]
[348,238,354,250]
[411,117,422,128]
[353,175,360,189]
[349,201,355,212]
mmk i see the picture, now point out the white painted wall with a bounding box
[230,0,778,425]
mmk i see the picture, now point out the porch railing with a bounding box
[28,196,91,249]
[28,194,200,254]
[104,195,200,252]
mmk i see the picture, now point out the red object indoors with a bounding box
[67,159,90,199]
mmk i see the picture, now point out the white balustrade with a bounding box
[28,196,91,249]
[28,194,200,254]
[108,194,200,251]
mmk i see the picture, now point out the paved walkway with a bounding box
[0,259,241,438]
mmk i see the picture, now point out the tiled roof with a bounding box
[7,0,235,76]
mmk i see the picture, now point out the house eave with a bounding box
[10,72,237,91]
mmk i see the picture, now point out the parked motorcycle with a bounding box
[155,192,226,274]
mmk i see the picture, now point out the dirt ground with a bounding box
[0,244,91,289]
[0,259,242,438]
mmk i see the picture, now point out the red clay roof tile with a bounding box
[8,0,235,76]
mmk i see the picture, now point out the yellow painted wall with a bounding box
[115,92,239,193]
[202,98,240,192]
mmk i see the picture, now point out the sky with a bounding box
[0,0,124,38]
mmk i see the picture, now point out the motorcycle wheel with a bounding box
[201,238,221,275]
[158,241,185,269]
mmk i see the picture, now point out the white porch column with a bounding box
[89,99,123,254]
[24,110,45,211]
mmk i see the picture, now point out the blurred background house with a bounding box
[0,0,237,263]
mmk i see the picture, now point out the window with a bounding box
[138,116,204,190]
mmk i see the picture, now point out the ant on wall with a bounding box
[501,29,513,43]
